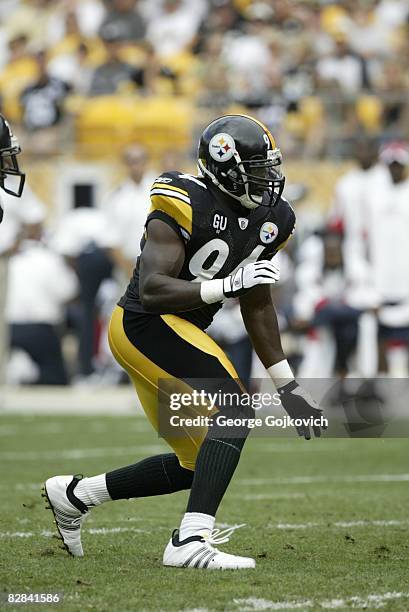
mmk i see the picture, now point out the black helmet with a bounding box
[198,114,285,210]
[0,114,25,198]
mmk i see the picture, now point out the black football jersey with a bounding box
[119,171,295,329]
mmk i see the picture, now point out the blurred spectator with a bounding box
[99,0,146,44]
[292,229,361,379]
[50,202,114,380]
[331,138,389,294]
[364,143,409,307]
[0,0,20,22]
[0,35,38,122]
[223,9,273,104]
[0,183,46,384]
[104,144,154,277]
[50,0,106,42]
[6,223,78,385]
[146,0,204,58]
[3,0,58,49]
[0,25,9,73]
[88,34,154,96]
[377,60,409,140]
[208,300,253,390]
[346,4,390,57]
[375,0,409,31]
[194,0,242,51]
[20,51,71,131]
[48,43,94,96]
[283,183,321,247]
[316,35,368,96]
[196,33,232,109]
[364,143,409,375]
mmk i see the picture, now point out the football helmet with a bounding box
[0,113,25,198]
[198,114,285,210]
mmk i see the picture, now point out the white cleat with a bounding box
[163,525,256,570]
[42,475,89,557]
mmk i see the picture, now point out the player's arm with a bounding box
[139,219,202,313]
[240,284,285,366]
[139,218,281,313]
[240,285,327,439]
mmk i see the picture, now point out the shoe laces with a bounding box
[205,523,246,545]
[56,507,88,530]
[71,514,87,528]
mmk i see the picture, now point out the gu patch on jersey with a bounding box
[209,133,236,162]
[260,222,278,244]
[213,212,228,233]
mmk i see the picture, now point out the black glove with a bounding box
[278,380,327,440]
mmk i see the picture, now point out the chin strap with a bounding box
[198,158,260,210]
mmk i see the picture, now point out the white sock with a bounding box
[74,475,111,507]
[179,512,215,540]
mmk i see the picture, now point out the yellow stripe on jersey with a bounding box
[149,194,192,235]
[151,183,189,197]
[160,314,242,386]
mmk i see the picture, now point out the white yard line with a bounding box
[0,421,152,436]
[268,519,409,530]
[271,522,320,530]
[2,471,409,491]
[237,473,409,486]
[2,518,405,539]
[85,527,150,535]
[0,445,165,461]
[236,493,306,501]
[0,386,139,414]
[233,592,409,610]
[0,527,151,539]
[254,445,357,454]
[234,598,312,610]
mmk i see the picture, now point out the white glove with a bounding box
[200,260,280,304]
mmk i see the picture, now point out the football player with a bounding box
[0,113,26,224]
[43,114,326,569]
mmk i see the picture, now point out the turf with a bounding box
[0,413,408,611]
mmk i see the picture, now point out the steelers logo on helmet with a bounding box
[260,222,278,244]
[209,133,236,162]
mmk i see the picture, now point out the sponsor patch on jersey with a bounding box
[209,133,236,162]
[238,217,249,230]
[155,176,173,183]
[260,221,278,244]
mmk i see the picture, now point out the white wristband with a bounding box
[267,359,295,389]
[200,279,225,304]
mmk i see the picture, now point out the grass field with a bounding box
[1,413,408,611]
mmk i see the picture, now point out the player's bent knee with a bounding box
[178,458,196,472]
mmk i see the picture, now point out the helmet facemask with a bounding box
[199,147,285,210]
[226,148,285,209]
[0,135,25,198]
